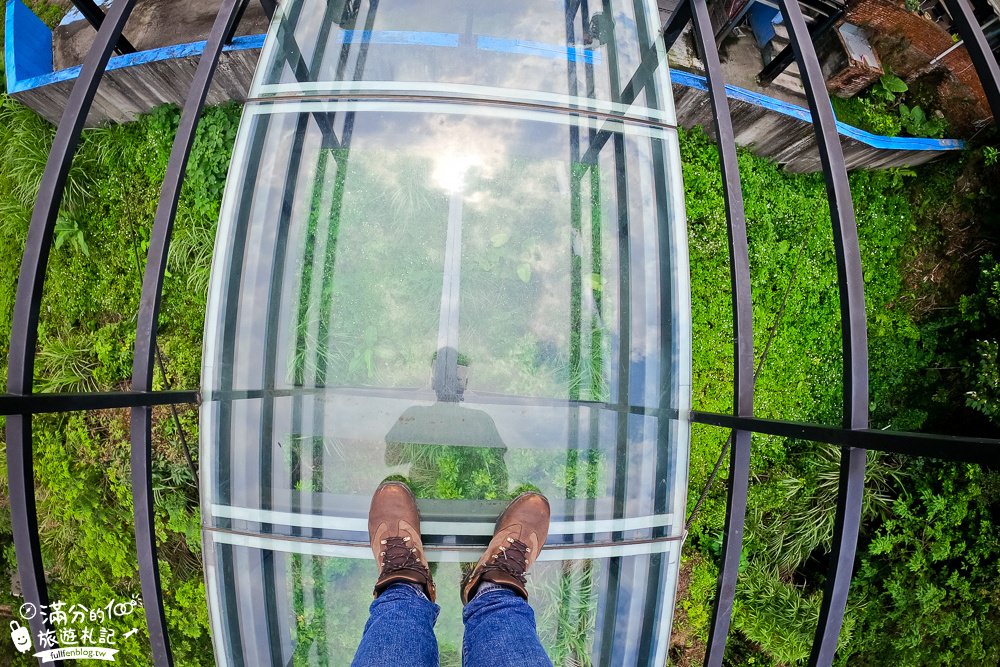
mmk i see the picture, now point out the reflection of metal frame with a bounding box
[3,0,1000,665]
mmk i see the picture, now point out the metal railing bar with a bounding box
[4,0,139,657]
[758,7,845,85]
[678,0,757,664]
[224,0,253,45]
[944,0,1000,116]
[0,390,198,415]
[259,0,277,21]
[68,0,137,54]
[662,1,692,51]
[128,0,248,664]
[691,412,1000,464]
[778,0,870,663]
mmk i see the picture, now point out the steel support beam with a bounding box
[778,1,869,665]
[663,0,692,51]
[224,0,253,45]
[758,8,844,85]
[68,0,137,54]
[691,412,1000,464]
[0,391,197,416]
[259,0,278,20]
[129,0,249,664]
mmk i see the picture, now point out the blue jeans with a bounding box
[350,583,553,667]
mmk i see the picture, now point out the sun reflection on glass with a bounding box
[431,151,483,193]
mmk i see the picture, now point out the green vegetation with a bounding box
[675,127,1000,666]
[0,89,996,667]
[0,98,240,664]
[832,73,949,139]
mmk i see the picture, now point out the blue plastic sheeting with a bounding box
[748,2,780,48]
[59,0,110,26]
[4,14,963,153]
[670,68,965,151]
[5,28,265,93]
[477,35,602,64]
[5,0,53,87]
[340,29,460,47]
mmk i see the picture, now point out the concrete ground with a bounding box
[667,24,808,107]
[53,0,271,71]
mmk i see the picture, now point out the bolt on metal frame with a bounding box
[3,0,999,665]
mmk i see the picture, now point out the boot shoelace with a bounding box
[483,537,531,584]
[379,536,427,575]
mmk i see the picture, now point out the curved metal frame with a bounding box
[680,2,755,666]
[661,1,1000,666]
[777,1,870,664]
[129,1,250,664]
[944,0,1000,117]
[4,0,139,654]
[3,0,999,665]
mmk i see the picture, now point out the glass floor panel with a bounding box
[201,2,689,665]
[204,537,681,666]
[252,0,677,125]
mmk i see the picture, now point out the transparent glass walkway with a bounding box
[200,1,690,664]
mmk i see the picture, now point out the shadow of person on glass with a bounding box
[383,346,509,501]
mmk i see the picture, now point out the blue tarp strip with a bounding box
[477,35,601,64]
[340,30,459,47]
[4,17,964,152]
[669,69,964,150]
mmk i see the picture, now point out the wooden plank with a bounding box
[12,49,955,171]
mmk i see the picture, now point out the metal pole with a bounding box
[682,0,756,662]
[690,412,1000,464]
[943,0,1000,116]
[68,0,137,54]
[778,1,869,664]
[5,1,139,659]
[129,0,248,663]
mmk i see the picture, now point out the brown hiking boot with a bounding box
[461,492,550,604]
[368,481,436,602]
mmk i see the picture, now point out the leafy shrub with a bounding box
[899,103,948,139]
[33,334,99,393]
[832,96,903,136]
[733,562,855,665]
[747,446,904,575]
[848,463,1000,666]
[831,72,949,139]
[959,256,1000,423]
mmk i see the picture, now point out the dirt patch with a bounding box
[669,555,709,667]
[151,403,199,467]
[900,157,999,318]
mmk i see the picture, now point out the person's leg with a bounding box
[351,583,439,666]
[460,492,553,667]
[352,481,439,667]
[462,583,552,667]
